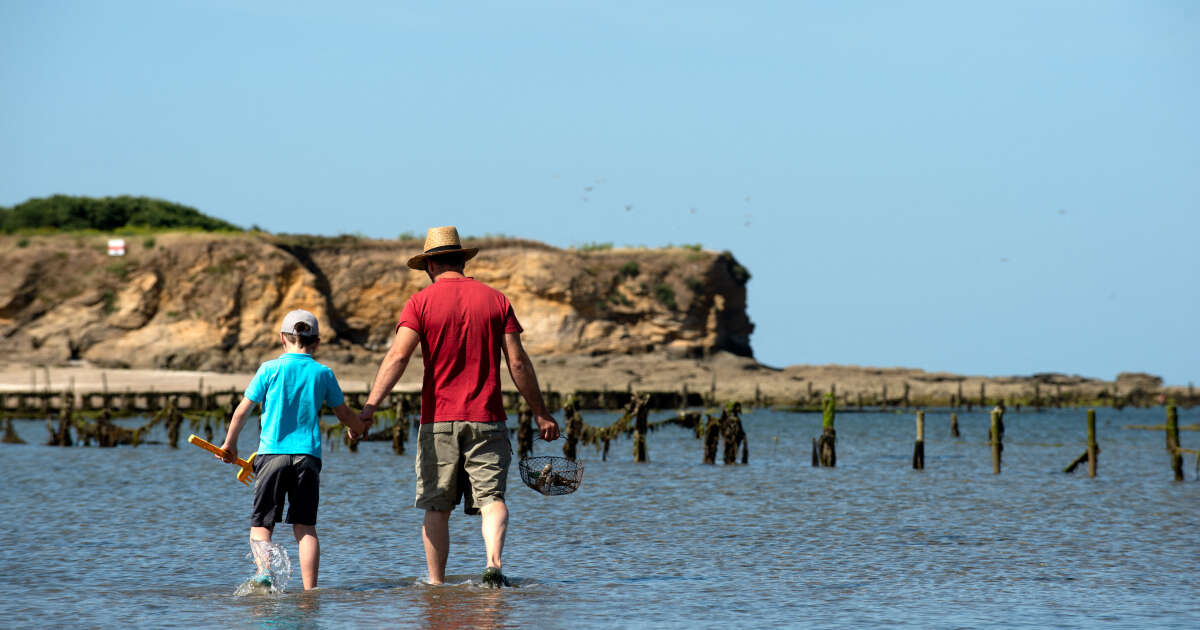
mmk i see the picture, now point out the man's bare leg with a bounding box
[423,509,451,584]
[480,500,508,570]
[293,524,319,590]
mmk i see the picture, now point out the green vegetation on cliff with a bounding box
[0,195,241,233]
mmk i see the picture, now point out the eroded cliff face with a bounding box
[0,233,754,371]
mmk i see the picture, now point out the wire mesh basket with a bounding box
[518,456,584,496]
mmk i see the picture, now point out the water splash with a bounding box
[233,540,291,596]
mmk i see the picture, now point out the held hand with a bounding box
[216,442,237,464]
[347,417,373,441]
[535,414,560,441]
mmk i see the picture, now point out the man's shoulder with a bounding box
[462,278,509,300]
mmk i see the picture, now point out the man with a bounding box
[360,226,560,588]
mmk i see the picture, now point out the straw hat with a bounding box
[406,226,479,270]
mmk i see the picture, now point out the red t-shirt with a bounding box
[397,277,523,424]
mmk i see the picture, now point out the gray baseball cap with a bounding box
[280,309,320,337]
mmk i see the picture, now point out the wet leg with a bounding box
[250,526,273,575]
[423,509,451,584]
[480,500,508,570]
[293,524,319,590]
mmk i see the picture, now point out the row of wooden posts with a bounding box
[5,383,1193,480]
[809,393,1197,480]
[786,380,1194,412]
[0,387,706,419]
[3,385,750,468]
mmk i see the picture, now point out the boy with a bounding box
[218,309,370,590]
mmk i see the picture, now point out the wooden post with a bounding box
[956,380,963,408]
[913,410,925,470]
[903,382,910,409]
[167,400,182,449]
[950,412,960,438]
[1086,408,1098,478]
[990,406,1003,474]
[881,384,888,411]
[1166,404,1184,481]
[979,382,987,408]
[856,391,863,410]
[817,392,836,467]
[722,402,745,465]
[2,418,25,444]
[517,404,533,460]
[703,414,720,464]
[632,394,649,463]
[563,396,582,462]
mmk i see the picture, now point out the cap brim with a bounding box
[407,247,478,270]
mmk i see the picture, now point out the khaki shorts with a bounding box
[415,421,511,514]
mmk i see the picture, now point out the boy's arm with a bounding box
[362,326,420,421]
[502,332,560,441]
[218,397,257,463]
[333,403,369,439]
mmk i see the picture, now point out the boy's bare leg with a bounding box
[293,525,319,590]
[480,500,508,570]
[250,526,273,575]
[422,509,451,584]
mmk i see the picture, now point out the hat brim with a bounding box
[407,247,479,270]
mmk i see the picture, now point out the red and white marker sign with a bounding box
[107,239,126,256]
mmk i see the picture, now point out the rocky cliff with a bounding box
[0,233,754,371]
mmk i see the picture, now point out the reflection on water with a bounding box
[0,407,1197,629]
[418,583,512,629]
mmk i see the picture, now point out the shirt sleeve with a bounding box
[244,364,269,403]
[502,298,523,334]
[323,368,345,408]
[396,294,422,334]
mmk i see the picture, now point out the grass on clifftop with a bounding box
[1,195,242,234]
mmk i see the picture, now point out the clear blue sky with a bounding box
[3,1,1197,384]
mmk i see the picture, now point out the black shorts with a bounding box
[251,454,322,527]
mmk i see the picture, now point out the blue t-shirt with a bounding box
[244,353,345,458]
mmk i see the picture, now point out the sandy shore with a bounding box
[2,353,1179,408]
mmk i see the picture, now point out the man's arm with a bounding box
[217,397,257,463]
[361,326,421,421]
[502,332,560,441]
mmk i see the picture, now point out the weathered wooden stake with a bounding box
[903,382,910,409]
[517,405,534,460]
[816,393,836,467]
[1086,408,1098,477]
[990,405,1004,474]
[2,418,25,444]
[881,384,888,410]
[979,382,987,408]
[722,402,745,465]
[632,394,649,463]
[1167,404,1184,481]
[956,380,964,408]
[563,396,582,462]
[913,410,925,470]
[703,414,720,464]
[950,412,960,438]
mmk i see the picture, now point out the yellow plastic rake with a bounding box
[187,434,257,486]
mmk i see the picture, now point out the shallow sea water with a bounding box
[1,407,1198,629]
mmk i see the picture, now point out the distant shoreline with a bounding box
[2,354,1190,410]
